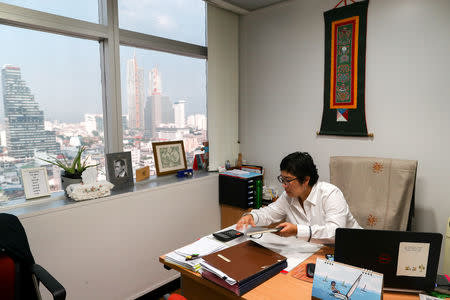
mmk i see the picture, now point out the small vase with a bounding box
[61,173,82,195]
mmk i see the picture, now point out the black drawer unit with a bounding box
[219,172,263,209]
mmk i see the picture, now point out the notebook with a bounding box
[334,228,442,292]
[200,240,287,295]
[312,258,383,300]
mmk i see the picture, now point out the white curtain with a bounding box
[207,4,239,171]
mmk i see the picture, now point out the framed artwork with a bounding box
[105,151,134,189]
[152,140,187,176]
[21,167,51,199]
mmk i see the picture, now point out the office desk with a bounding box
[160,248,424,300]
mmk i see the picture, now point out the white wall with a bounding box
[239,0,450,271]
[19,175,220,300]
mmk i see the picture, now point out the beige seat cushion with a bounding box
[330,156,417,231]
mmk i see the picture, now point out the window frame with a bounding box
[0,0,207,155]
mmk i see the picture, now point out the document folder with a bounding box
[200,240,287,295]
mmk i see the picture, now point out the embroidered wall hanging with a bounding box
[318,0,371,137]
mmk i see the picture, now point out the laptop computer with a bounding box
[334,228,442,292]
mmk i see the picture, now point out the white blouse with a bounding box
[249,181,361,244]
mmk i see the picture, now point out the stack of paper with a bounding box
[165,236,226,272]
[248,228,322,272]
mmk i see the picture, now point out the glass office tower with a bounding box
[1,65,60,158]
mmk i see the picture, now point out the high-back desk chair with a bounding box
[330,156,417,231]
[0,213,66,300]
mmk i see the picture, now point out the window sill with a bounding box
[0,170,216,217]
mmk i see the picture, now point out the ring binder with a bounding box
[200,240,287,296]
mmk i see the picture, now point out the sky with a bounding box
[0,0,206,123]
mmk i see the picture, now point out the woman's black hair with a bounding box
[280,152,319,186]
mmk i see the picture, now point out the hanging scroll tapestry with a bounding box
[319,0,369,136]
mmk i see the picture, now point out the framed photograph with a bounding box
[105,151,134,189]
[152,140,187,176]
[21,167,51,199]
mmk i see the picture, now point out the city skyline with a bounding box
[0,48,206,124]
[0,63,207,201]
[0,1,206,123]
[0,1,207,201]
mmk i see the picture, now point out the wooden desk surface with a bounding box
[159,249,433,300]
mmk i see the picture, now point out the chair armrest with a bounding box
[31,264,66,300]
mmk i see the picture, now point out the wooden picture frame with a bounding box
[152,140,187,176]
[105,151,134,189]
[21,167,51,199]
[135,166,150,182]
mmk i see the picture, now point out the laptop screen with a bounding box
[334,228,442,291]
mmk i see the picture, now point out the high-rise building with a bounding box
[122,115,128,131]
[126,55,145,129]
[144,96,153,138]
[144,67,174,138]
[174,101,186,128]
[187,114,207,131]
[1,65,60,158]
[150,67,162,95]
[84,113,103,134]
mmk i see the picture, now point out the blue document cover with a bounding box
[312,258,383,300]
[221,170,261,179]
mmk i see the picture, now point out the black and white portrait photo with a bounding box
[106,151,134,189]
[114,159,128,178]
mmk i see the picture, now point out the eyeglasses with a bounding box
[277,175,297,185]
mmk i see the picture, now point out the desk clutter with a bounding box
[163,227,324,296]
[162,227,449,300]
[165,237,287,296]
[164,237,226,272]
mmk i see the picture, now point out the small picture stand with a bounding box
[136,166,150,182]
[21,167,51,199]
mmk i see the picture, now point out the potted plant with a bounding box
[39,146,98,193]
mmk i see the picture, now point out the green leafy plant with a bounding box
[39,146,98,179]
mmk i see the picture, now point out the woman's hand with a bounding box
[275,222,297,237]
[236,214,255,231]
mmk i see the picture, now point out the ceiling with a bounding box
[206,0,290,14]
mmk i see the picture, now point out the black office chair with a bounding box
[0,213,66,300]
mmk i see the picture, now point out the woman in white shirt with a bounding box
[236,152,361,244]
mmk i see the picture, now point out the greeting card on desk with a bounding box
[312,258,383,300]
[200,240,287,296]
